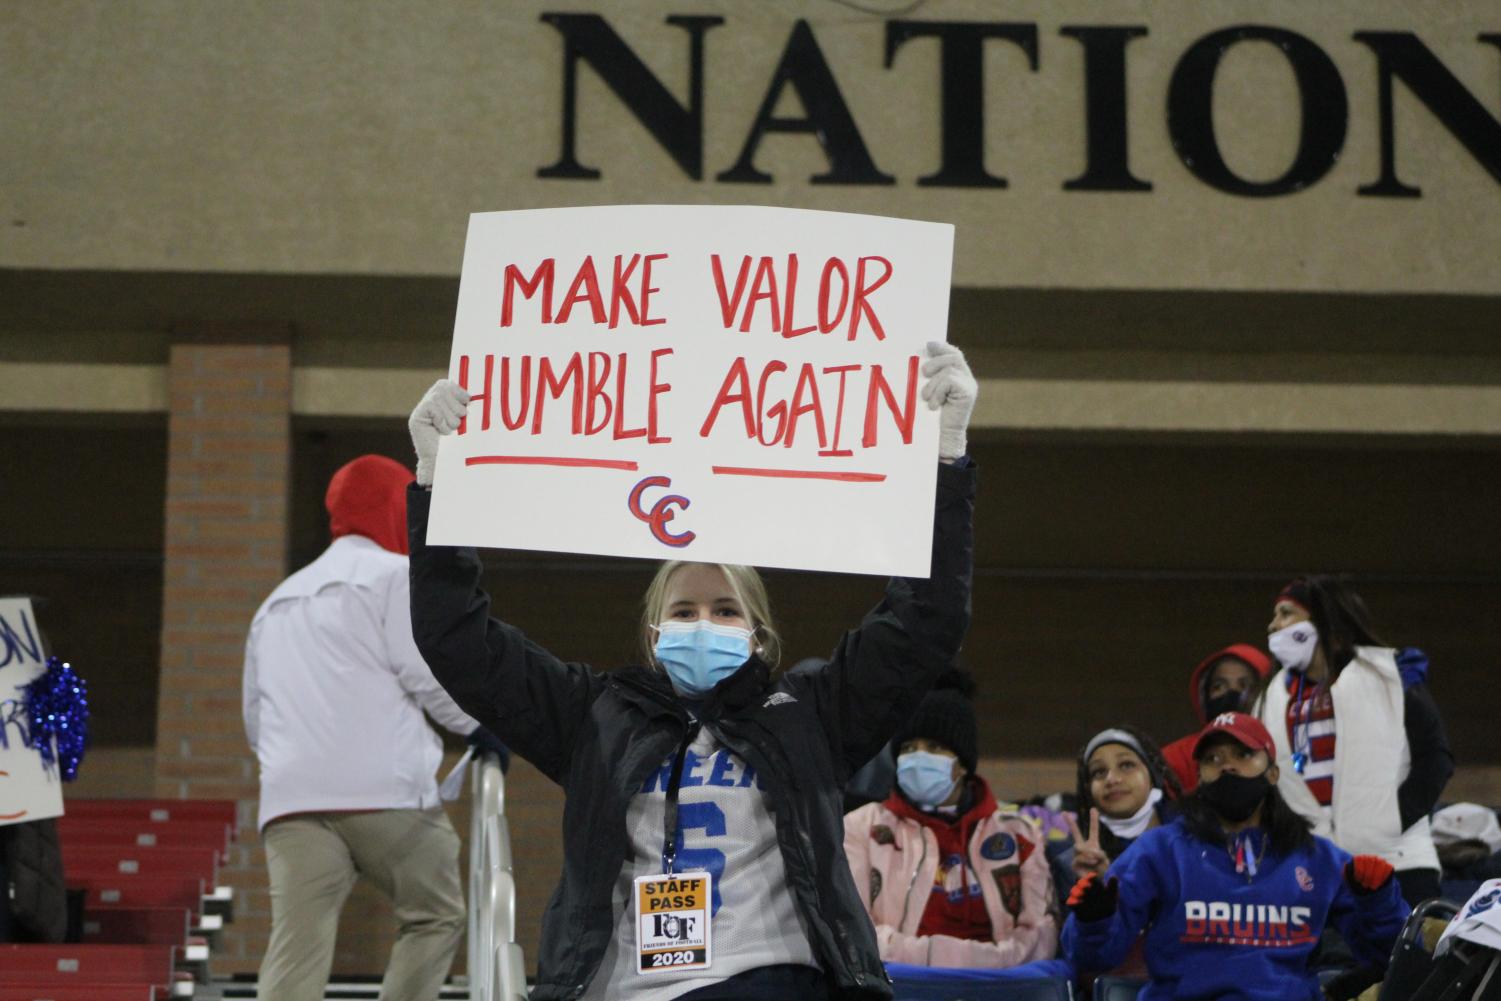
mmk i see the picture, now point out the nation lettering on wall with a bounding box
[425,205,953,576]
[537,14,1501,199]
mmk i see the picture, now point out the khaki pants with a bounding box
[258,808,465,1001]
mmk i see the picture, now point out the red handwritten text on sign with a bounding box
[468,253,914,459]
[709,254,892,340]
[430,206,952,575]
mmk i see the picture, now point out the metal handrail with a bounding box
[467,750,526,1001]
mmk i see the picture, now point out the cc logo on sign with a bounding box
[627,476,696,549]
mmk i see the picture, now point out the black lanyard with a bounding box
[660,720,702,876]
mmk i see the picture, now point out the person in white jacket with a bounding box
[243,453,489,1001]
[1258,575,1454,907]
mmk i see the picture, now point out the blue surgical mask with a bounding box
[896,750,958,809]
[653,620,753,697]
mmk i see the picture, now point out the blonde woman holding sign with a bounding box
[404,342,976,1001]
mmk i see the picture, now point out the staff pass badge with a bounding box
[634,872,712,975]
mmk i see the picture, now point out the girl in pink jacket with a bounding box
[843,682,1058,968]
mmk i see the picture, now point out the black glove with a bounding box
[1067,872,1119,922]
[1321,964,1384,1001]
[467,727,511,771]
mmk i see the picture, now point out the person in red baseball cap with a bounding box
[1160,644,1275,794]
[1195,710,1276,760]
[1187,712,1316,887]
[1061,710,1411,1000]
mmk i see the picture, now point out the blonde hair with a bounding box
[639,561,782,670]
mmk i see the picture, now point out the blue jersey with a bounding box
[1062,817,1408,1001]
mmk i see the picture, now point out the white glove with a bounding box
[408,379,470,486]
[920,341,977,462]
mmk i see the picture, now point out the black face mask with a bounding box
[1204,691,1246,719]
[1198,771,1270,823]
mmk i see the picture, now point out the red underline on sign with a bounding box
[466,455,641,471]
[710,465,887,483]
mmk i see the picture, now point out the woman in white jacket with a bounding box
[1257,575,1454,906]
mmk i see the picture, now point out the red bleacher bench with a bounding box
[0,985,161,1000]
[63,800,237,828]
[55,797,238,962]
[0,944,174,981]
[79,909,193,948]
[72,876,206,913]
[0,944,173,999]
[56,821,232,857]
[63,847,219,882]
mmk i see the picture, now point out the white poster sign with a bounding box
[0,597,64,827]
[427,205,954,576]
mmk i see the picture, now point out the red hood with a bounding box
[325,454,414,555]
[886,773,999,834]
[1188,643,1274,722]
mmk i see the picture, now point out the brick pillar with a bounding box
[155,340,291,971]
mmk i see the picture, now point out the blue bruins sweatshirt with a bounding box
[1062,817,1408,1001]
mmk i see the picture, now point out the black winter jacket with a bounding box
[407,461,974,1000]
[0,817,67,943]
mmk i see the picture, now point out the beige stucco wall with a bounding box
[5,0,1500,293]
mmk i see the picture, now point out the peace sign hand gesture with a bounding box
[1067,807,1110,880]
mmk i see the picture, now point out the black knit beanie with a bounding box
[892,687,979,775]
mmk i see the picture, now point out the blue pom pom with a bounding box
[22,656,90,781]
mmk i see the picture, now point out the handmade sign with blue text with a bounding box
[0,598,64,827]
